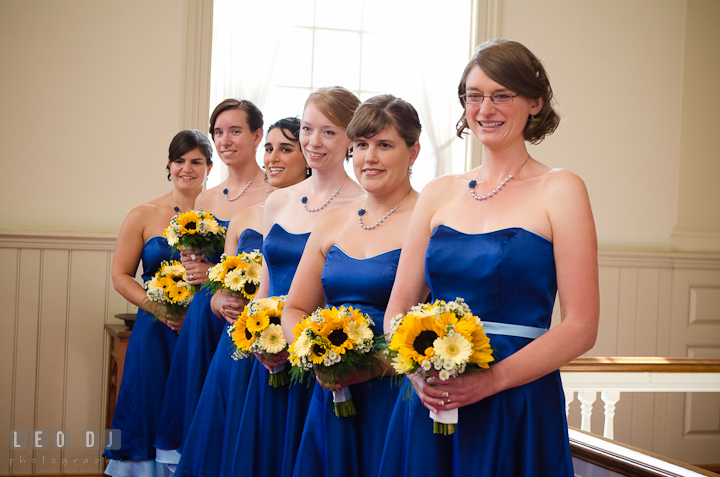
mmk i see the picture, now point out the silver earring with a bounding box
[409,166,413,176]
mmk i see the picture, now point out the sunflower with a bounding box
[259,324,287,354]
[246,310,270,333]
[232,312,256,351]
[222,255,244,276]
[318,311,353,355]
[240,280,259,300]
[177,211,199,234]
[391,315,445,364]
[309,342,328,364]
[433,333,472,365]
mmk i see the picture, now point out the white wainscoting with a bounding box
[1,235,719,473]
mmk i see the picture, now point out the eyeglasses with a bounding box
[460,93,518,105]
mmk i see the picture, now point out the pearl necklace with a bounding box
[301,176,347,213]
[223,173,256,202]
[468,155,530,201]
[357,189,412,230]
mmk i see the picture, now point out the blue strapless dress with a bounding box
[229,224,314,477]
[292,246,401,477]
[103,236,179,477]
[154,218,231,467]
[378,226,573,477]
[174,228,263,477]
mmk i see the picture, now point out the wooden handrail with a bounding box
[561,357,720,374]
[570,428,718,477]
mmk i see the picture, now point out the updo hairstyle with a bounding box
[209,98,264,139]
[456,39,560,144]
[346,94,421,148]
[304,86,361,160]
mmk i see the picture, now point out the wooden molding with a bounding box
[0,234,116,251]
[562,357,720,373]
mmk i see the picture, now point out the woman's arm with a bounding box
[112,207,152,311]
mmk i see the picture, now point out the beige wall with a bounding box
[1,0,719,473]
[0,0,188,236]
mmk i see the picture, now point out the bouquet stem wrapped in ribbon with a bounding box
[164,208,227,291]
[144,260,193,328]
[387,298,494,435]
[228,296,290,388]
[289,306,378,417]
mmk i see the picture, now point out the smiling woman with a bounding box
[102,129,214,477]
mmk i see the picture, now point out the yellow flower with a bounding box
[163,262,185,278]
[207,263,223,281]
[232,311,255,351]
[392,354,416,374]
[177,211,199,234]
[346,319,373,343]
[164,227,178,246]
[222,256,244,277]
[319,310,353,355]
[259,324,287,353]
[390,315,444,364]
[240,280,259,300]
[309,342,328,364]
[433,333,472,365]
[224,269,246,292]
[436,311,458,328]
[155,276,174,291]
[204,216,221,234]
[255,297,280,313]
[168,284,190,302]
[246,310,270,333]
[244,261,262,283]
[292,329,313,358]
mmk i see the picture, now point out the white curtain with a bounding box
[207,0,287,185]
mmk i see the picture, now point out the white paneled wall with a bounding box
[1,235,719,473]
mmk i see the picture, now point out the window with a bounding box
[207,0,473,191]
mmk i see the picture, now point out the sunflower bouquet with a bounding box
[387,298,494,435]
[144,260,193,326]
[205,251,262,300]
[164,208,227,290]
[228,296,289,387]
[289,306,378,417]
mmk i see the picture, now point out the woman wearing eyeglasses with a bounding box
[378,39,599,477]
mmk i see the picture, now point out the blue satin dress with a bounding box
[229,223,314,477]
[174,228,263,477]
[103,237,179,477]
[378,226,573,477]
[154,218,230,468]
[292,246,401,477]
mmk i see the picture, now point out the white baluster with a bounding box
[564,390,575,421]
[578,391,597,433]
[601,391,621,439]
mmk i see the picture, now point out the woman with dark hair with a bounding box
[154,99,273,471]
[283,94,421,477]
[379,39,599,477]
[173,118,309,477]
[229,86,365,477]
[103,130,213,477]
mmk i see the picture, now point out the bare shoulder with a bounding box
[195,184,225,209]
[229,202,264,232]
[540,168,589,199]
[418,173,467,205]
